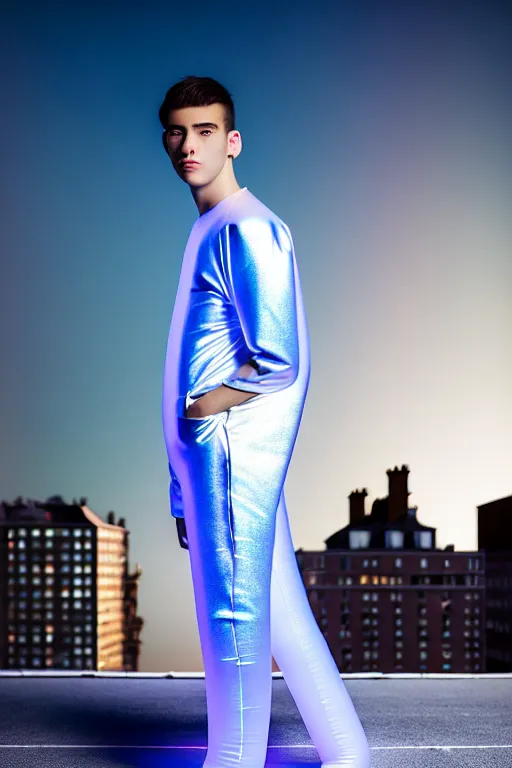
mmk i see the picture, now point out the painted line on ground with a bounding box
[0,744,511,751]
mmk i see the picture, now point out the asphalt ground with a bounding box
[0,676,511,767]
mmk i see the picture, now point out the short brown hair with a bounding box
[158,75,236,135]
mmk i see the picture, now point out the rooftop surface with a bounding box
[0,673,511,767]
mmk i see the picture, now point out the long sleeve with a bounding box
[220,218,300,394]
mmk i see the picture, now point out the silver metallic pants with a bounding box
[172,391,371,768]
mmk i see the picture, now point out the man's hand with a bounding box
[185,361,260,418]
[176,517,189,550]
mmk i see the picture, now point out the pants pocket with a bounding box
[179,391,217,421]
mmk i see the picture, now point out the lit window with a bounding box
[415,531,432,549]
[349,530,371,549]
[386,530,404,549]
[420,558,428,569]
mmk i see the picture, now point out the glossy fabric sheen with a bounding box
[162,188,370,767]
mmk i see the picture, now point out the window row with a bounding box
[8,528,93,538]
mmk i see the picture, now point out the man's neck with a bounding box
[191,177,242,217]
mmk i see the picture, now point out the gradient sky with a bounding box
[2,1,511,672]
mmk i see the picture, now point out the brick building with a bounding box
[478,494,512,672]
[0,495,143,671]
[296,465,485,673]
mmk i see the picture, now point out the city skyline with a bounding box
[1,479,507,675]
[3,480,507,676]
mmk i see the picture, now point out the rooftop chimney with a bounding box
[386,465,410,523]
[349,488,368,525]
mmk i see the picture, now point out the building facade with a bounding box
[0,496,143,671]
[478,495,512,672]
[296,465,485,673]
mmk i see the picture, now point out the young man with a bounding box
[160,75,370,768]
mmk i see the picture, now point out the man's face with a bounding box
[163,103,241,186]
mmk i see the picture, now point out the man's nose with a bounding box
[180,135,198,156]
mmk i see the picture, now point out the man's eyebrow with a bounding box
[166,122,219,130]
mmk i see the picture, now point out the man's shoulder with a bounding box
[218,201,293,261]
[224,191,291,239]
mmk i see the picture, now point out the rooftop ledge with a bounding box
[1,669,512,678]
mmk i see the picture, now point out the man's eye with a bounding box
[201,129,212,135]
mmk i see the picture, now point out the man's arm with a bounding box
[219,220,300,394]
[185,218,300,418]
